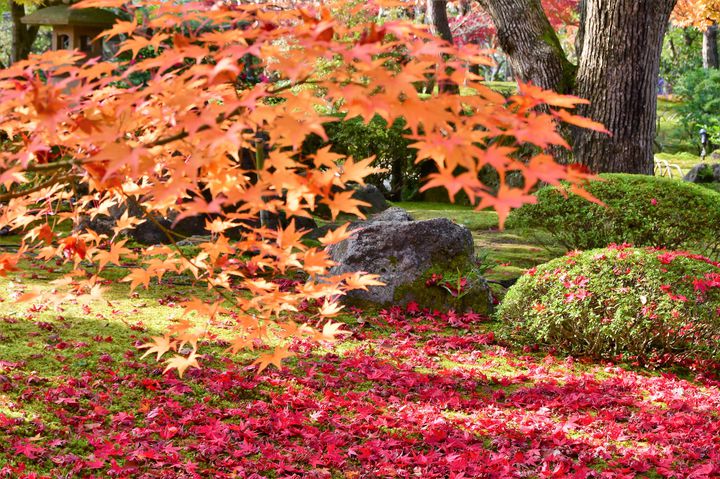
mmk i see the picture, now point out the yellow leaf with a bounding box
[321,321,349,341]
[318,223,355,246]
[319,299,344,317]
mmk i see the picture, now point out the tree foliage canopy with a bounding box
[0,0,601,375]
[672,0,720,29]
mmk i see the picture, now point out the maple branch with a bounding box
[148,76,315,149]
[23,159,80,173]
[124,193,240,311]
[0,173,76,202]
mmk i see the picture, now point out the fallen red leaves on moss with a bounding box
[1,304,719,478]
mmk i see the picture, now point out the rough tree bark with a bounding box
[478,0,677,175]
[476,0,576,93]
[703,23,719,69]
[10,0,39,64]
[426,0,454,44]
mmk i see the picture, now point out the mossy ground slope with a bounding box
[0,207,718,477]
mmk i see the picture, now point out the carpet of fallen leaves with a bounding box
[1,301,720,478]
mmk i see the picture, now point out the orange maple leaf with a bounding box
[37,224,54,245]
[95,239,131,270]
[420,168,480,203]
[320,321,350,341]
[0,253,19,277]
[138,335,176,361]
[318,223,356,246]
[322,191,370,219]
[253,345,293,373]
[478,186,538,229]
[121,268,152,292]
[163,351,202,378]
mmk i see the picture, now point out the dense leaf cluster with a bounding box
[0,0,599,373]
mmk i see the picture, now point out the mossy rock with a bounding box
[392,274,493,314]
[328,208,493,314]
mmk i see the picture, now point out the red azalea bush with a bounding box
[498,245,720,367]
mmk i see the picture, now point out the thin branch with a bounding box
[0,173,76,202]
[23,159,80,173]
[124,193,239,309]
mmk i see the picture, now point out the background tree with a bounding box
[661,25,702,87]
[9,0,39,63]
[673,0,720,69]
[477,0,677,175]
[4,0,57,64]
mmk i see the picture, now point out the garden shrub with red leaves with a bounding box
[498,245,720,367]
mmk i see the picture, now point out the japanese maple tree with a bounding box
[672,0,720,28]
[0,0,601,375]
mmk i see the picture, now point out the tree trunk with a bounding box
[703,23,719,69]
[479,0,677,174]
[426,0,453,44]
[573,0,675,174]
[425,1,459,93]
[10,0,39,64]
[477,0,576,93]
[574,0,587,60]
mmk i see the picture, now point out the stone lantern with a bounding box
[21,5,118,59]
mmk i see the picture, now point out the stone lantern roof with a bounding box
[21,5,118,27]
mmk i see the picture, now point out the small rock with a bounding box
[683,163,720,183]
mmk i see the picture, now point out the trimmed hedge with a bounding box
[497,246,720,367]
[506,174,720,254]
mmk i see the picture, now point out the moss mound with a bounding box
[506,174,720,254]
[497,246,720,366]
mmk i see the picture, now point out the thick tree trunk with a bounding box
[10,0,39,64]
[479,0,677,174]
[573,1,675,174]
[425,1,459,93]
[703,23,719,69]
[477,0,575,93]
[426,0,454,44]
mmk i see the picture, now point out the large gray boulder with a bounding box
[327,208,492,313]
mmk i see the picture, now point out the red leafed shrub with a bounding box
[498,245,720,367]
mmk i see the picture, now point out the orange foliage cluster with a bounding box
[0,0,600,375]
[672,0,720,29]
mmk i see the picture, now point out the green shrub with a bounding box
[497,246,720,367]
[506,174,720,254]
[676,68,720,145]
[302,114,420,200]
[660,27,702,87]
